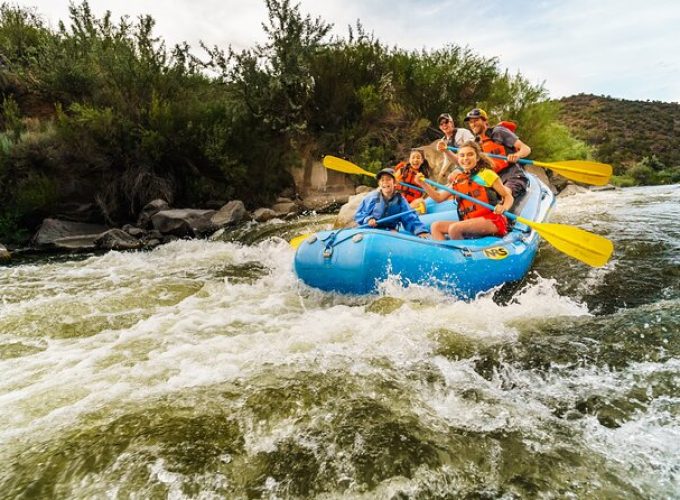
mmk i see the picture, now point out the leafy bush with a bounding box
[627,163,656,185]
[610,175,637,188]
[655,166,680,185]
[0,209,29,244]
[0,0,596,235]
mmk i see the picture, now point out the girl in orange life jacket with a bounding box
[394,148,431,210]
[416,140,513,241]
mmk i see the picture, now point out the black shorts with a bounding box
[500,164,529,200]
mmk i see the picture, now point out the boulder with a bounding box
[271,201,298,215]
[278,187,295,199]
[144,230,163,241]
[211,200,248,227]
[334,191,372,228]
[137,199,170,228]
[0,243,10,260]
[145,239,162,248]
[151,209,216,236]
[52,236,99,251]
[122,224,145,237]
[95,229,143,251]
[301,194,348,213]
[590,184,617,192]
[548,172,570,193]
[31,218,108,248]
[356,185,373,195]
[252,208,278,222]
[558,183,589,197]
[525,165,558,194]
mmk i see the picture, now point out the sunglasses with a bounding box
[439,119,451,125]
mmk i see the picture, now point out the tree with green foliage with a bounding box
[0,0,595,244]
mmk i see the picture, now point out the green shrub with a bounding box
[14,173,58,213]
[610,175,636,188]
[0,209,29,244]
[655,166,680,185]
[1,95,24,140]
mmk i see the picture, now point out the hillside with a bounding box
[559,94,680,184]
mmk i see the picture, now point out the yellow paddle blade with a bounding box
[290,233,312,249]
[533,160,612,186]
[516,216,614,267]
[323,155,376,177]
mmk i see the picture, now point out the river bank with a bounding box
[0,154,613,262]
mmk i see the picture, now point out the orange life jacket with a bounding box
[478,125,517,173]
[452,170,500,220]
[394,162,424,203]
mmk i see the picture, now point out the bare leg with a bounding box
[447,217,499,240]
[431,220,456,241]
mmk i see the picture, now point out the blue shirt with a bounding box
[354,190,428,235]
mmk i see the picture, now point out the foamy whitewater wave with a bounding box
[0,238,592,446]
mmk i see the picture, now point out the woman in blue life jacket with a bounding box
[354,168,430,238]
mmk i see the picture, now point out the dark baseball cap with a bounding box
[437,113,454,124]
[463,108,488,121]
[376,168,396,180]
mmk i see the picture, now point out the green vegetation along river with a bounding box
[0,185,678,498]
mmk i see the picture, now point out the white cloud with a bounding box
[14,0,680,102]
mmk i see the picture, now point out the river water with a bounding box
[0,185,678,498]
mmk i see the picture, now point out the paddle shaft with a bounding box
[322,156,425,193]
[445,146,612,186]
[292,208,418,249]
[424,178,517,221]
[400,181,426,193]
[358,208,417,228]
[426,178,613,267]
[447,146,536,169]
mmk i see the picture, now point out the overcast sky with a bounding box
[17,0,680,102]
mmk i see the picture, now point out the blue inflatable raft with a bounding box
[294,174,555,297]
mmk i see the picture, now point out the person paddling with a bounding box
[416,141,513,240]
[355,168,430,238]
[463,108,531,202]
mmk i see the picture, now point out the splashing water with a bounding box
[0,185,678,498]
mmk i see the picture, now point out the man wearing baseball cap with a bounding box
[354,168,430,238]
[435,113,474,183]
[463,107,531,200]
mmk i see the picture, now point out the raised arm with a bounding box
[416,175,453,203]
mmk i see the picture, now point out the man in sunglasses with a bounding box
[435,113,474,183]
